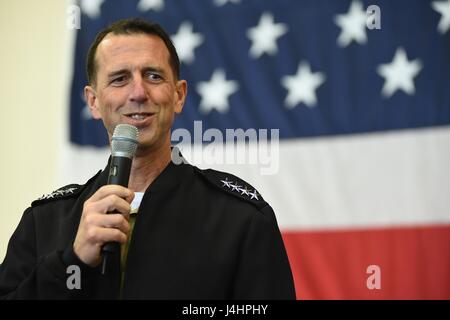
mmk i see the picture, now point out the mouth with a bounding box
[123,112,155,127]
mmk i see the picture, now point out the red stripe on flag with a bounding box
[282,225,450,299]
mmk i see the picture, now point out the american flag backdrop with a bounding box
[64,0,450,299]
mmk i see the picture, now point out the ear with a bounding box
[84,85,101,119]
[174,80,187,114]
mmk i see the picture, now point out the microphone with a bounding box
[101,124,139,275]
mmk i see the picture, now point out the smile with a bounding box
[125,112,153,118]
[130,114,147,120]
[123,112,155,126]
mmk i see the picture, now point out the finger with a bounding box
[89,185,134,203]
[88,194,132,215]
[83,211,129,230]
[91,227,128,245]
[99,214,131,235]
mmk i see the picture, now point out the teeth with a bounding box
[131,114,145,120]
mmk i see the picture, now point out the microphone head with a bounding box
[111,124,139,158]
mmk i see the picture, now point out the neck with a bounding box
[127,144,172,192]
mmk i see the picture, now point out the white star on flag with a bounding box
[214,0,240,6]
[334,0,368,47]
[171,22,204,64]
[196,69,239,114]
[80,0,104,19]
[281,62,326,109]
[247,12,288,59]
[137,0,164,12]
[377,47,423,98]
[432,0,450,34]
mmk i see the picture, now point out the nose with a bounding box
[129,75,148,105]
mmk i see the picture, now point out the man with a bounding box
[0,18,295,299]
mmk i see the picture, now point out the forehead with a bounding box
[95,33,171,73]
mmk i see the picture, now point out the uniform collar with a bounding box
[145,155,191,193]
[95,147,191,194]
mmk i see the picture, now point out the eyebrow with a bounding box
[107,69,129,79]
[107,66,166,79]
[142,66,165,75]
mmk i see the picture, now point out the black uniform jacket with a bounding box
[0,158,295,299]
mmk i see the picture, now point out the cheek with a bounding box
[99,91,126,112]
[151,84,175,104]
[156,108,174,126]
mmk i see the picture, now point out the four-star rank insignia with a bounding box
[36,187,78,201]
[32,184,81,207]
[220,177,260,201]
[31,170,102,207]
[183,167,267,207]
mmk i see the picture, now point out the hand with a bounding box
[73,185,134,267]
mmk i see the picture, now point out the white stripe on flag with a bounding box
[185,125,450,230]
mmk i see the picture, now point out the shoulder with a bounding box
[31,170,102,207]
[192,166,269,210]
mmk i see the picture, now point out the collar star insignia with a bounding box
[238,186,250,196]
[221,178,232,188]
[218,176,262,202]
[230,182,242,192]
[249,190,259,200]
[37,187,78,201]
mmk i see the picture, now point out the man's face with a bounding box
[84,33,186,153]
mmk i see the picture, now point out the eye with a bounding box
[146,72,163,82]
[110,75,128,86]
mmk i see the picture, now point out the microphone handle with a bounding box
[101,155,132,275]
[107,155,132,186]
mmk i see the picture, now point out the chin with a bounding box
[136,138,162,153]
